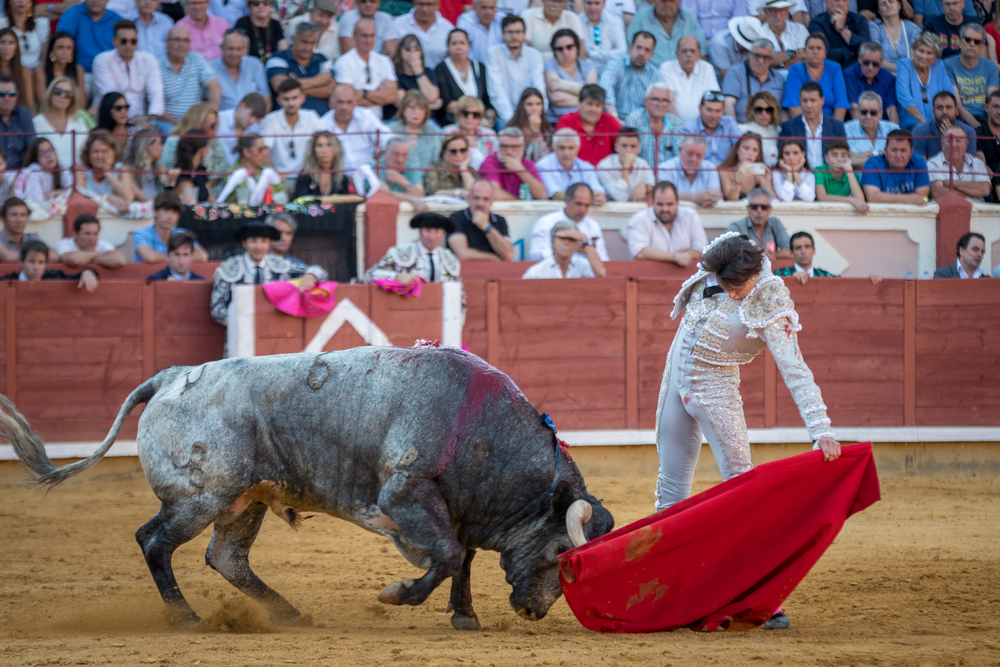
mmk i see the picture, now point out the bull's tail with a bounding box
[0,373,163,489]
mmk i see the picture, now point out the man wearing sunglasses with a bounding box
[943,23,999,129]
[93,20,164,119]
[725,188,792,262]
[844,42,899,124]
[0,76,33,170]
[682,90,741,164]
[845,90,899,167]
[924,0,976,59]
[722,39,784,122]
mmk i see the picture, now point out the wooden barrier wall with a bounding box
[0,282,224,442]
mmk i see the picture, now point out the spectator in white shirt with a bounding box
[626,180,707,263]
[523,218,607,278]
[322,84,392,174]
[758,0,808,70]
[339,0,399,57]
[528,181,611,260]
[487,14,547,127]
[54,213,126,269]
[597,126,655,201]
[457,0,504,64]
[392,0,455,69]
[660,35,719,122]
[535,127,608,202]
[218,92,266,165]
[258,79,322,175]
[772,138,816,201]
[578,0,628,72]
[92,20,164,118]
[928,126,991,203]
[286,0,340,61]
[523,0,586,61]
[334,19,399,119]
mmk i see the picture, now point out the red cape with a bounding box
[559,443,881,633]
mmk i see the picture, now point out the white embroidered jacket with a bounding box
[362,242,462,284]
[210,254,328,325]
[656,257,835,443]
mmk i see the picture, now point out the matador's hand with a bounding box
[816,437,841,461]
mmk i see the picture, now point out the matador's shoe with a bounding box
[763,612,790,630]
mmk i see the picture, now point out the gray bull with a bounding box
[4,345,614,630]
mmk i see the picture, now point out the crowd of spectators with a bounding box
[0,0,997,287]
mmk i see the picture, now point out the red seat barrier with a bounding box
[558,442,881,633]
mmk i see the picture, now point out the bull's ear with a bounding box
[551,480,575,513]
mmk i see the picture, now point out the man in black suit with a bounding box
[147,232,207,282]
[808,0,871,66]
[779,82,847,173]
[447,180,515,262]
[933,232,989,278]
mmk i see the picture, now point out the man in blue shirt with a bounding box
[807,0,870,66]
[861,128,931,204]
[626,0,706,70]
[134,193,209,264]
[844,42,898,124]
[0,76,34,170]
[911,91,978,160]
[211,30,272,112]
[57,0,123,83]
[266,23,335,116]
[944,23,1000,127]
[133,0,174,61]
[682,91,742,163]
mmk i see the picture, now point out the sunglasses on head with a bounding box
[702,91,725,103]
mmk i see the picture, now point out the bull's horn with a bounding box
[566,500,593,548]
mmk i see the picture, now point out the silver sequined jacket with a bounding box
[210,254,328,325]
[655,258,835,443]
[361,242,462,284]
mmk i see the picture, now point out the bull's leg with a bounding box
[447,549,481,631]
[135,504,216,628]
[376,477,464,608]
[204,501,302,624]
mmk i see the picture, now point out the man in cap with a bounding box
[708,16,761,79]
[286,0,341,61]
[757,0,807,70]
[362,213,462,284]
[210,219,329,326]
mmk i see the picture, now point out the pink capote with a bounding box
[263,281,339,318]
[373,277,425,298]
[559,443,881,633]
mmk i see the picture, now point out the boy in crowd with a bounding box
[147,232,206,281]
[814,140,870,214]
[1,240,99,292]
[134,192,209,263]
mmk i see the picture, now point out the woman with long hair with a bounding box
[654,231,839,633]
[171,129,212,204]
[423,133,476,197]
[543,28,597,123]
[737,92,780,166]
[161,102,228,197]
[442,95,496,169]
[433,28,490,127]
[505,87,552,163]
[0,27,32,108]
[389,33,441,117]
[75,130,133,212]
[33,31,86,110]
[388,89,443,186]
[235,0,287,63]
[32,77,88,169]
[14,136,72,202]
[219,133,285,204]
[119,131,181,201]
[718,134,775,201]
[95,91,134,157]
[772,139,815,202]
[0,0,49,69]
[868,0,922,73]
[294,131,349,198]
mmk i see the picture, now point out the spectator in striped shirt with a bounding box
[626,81,684,176]
[159,25,222,134]
[597,30,662,119]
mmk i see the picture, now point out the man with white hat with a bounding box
[708,16,761,79]
[757,0,808,71]
[746,0,810,26]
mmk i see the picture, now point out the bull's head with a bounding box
[499,481,614,621]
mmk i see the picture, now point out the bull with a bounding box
[3,345,614,630]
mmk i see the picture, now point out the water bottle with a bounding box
[923,270,930,280]
[907,270,913,280]
[519,184,530,201]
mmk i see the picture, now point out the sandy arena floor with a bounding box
[0,462,998,667]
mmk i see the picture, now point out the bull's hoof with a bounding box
[377,579,414,605]
[450,612,481,631]
[271,609,311,627]
[166,607,201,629]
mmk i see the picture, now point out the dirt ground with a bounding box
[0,462,998,667]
